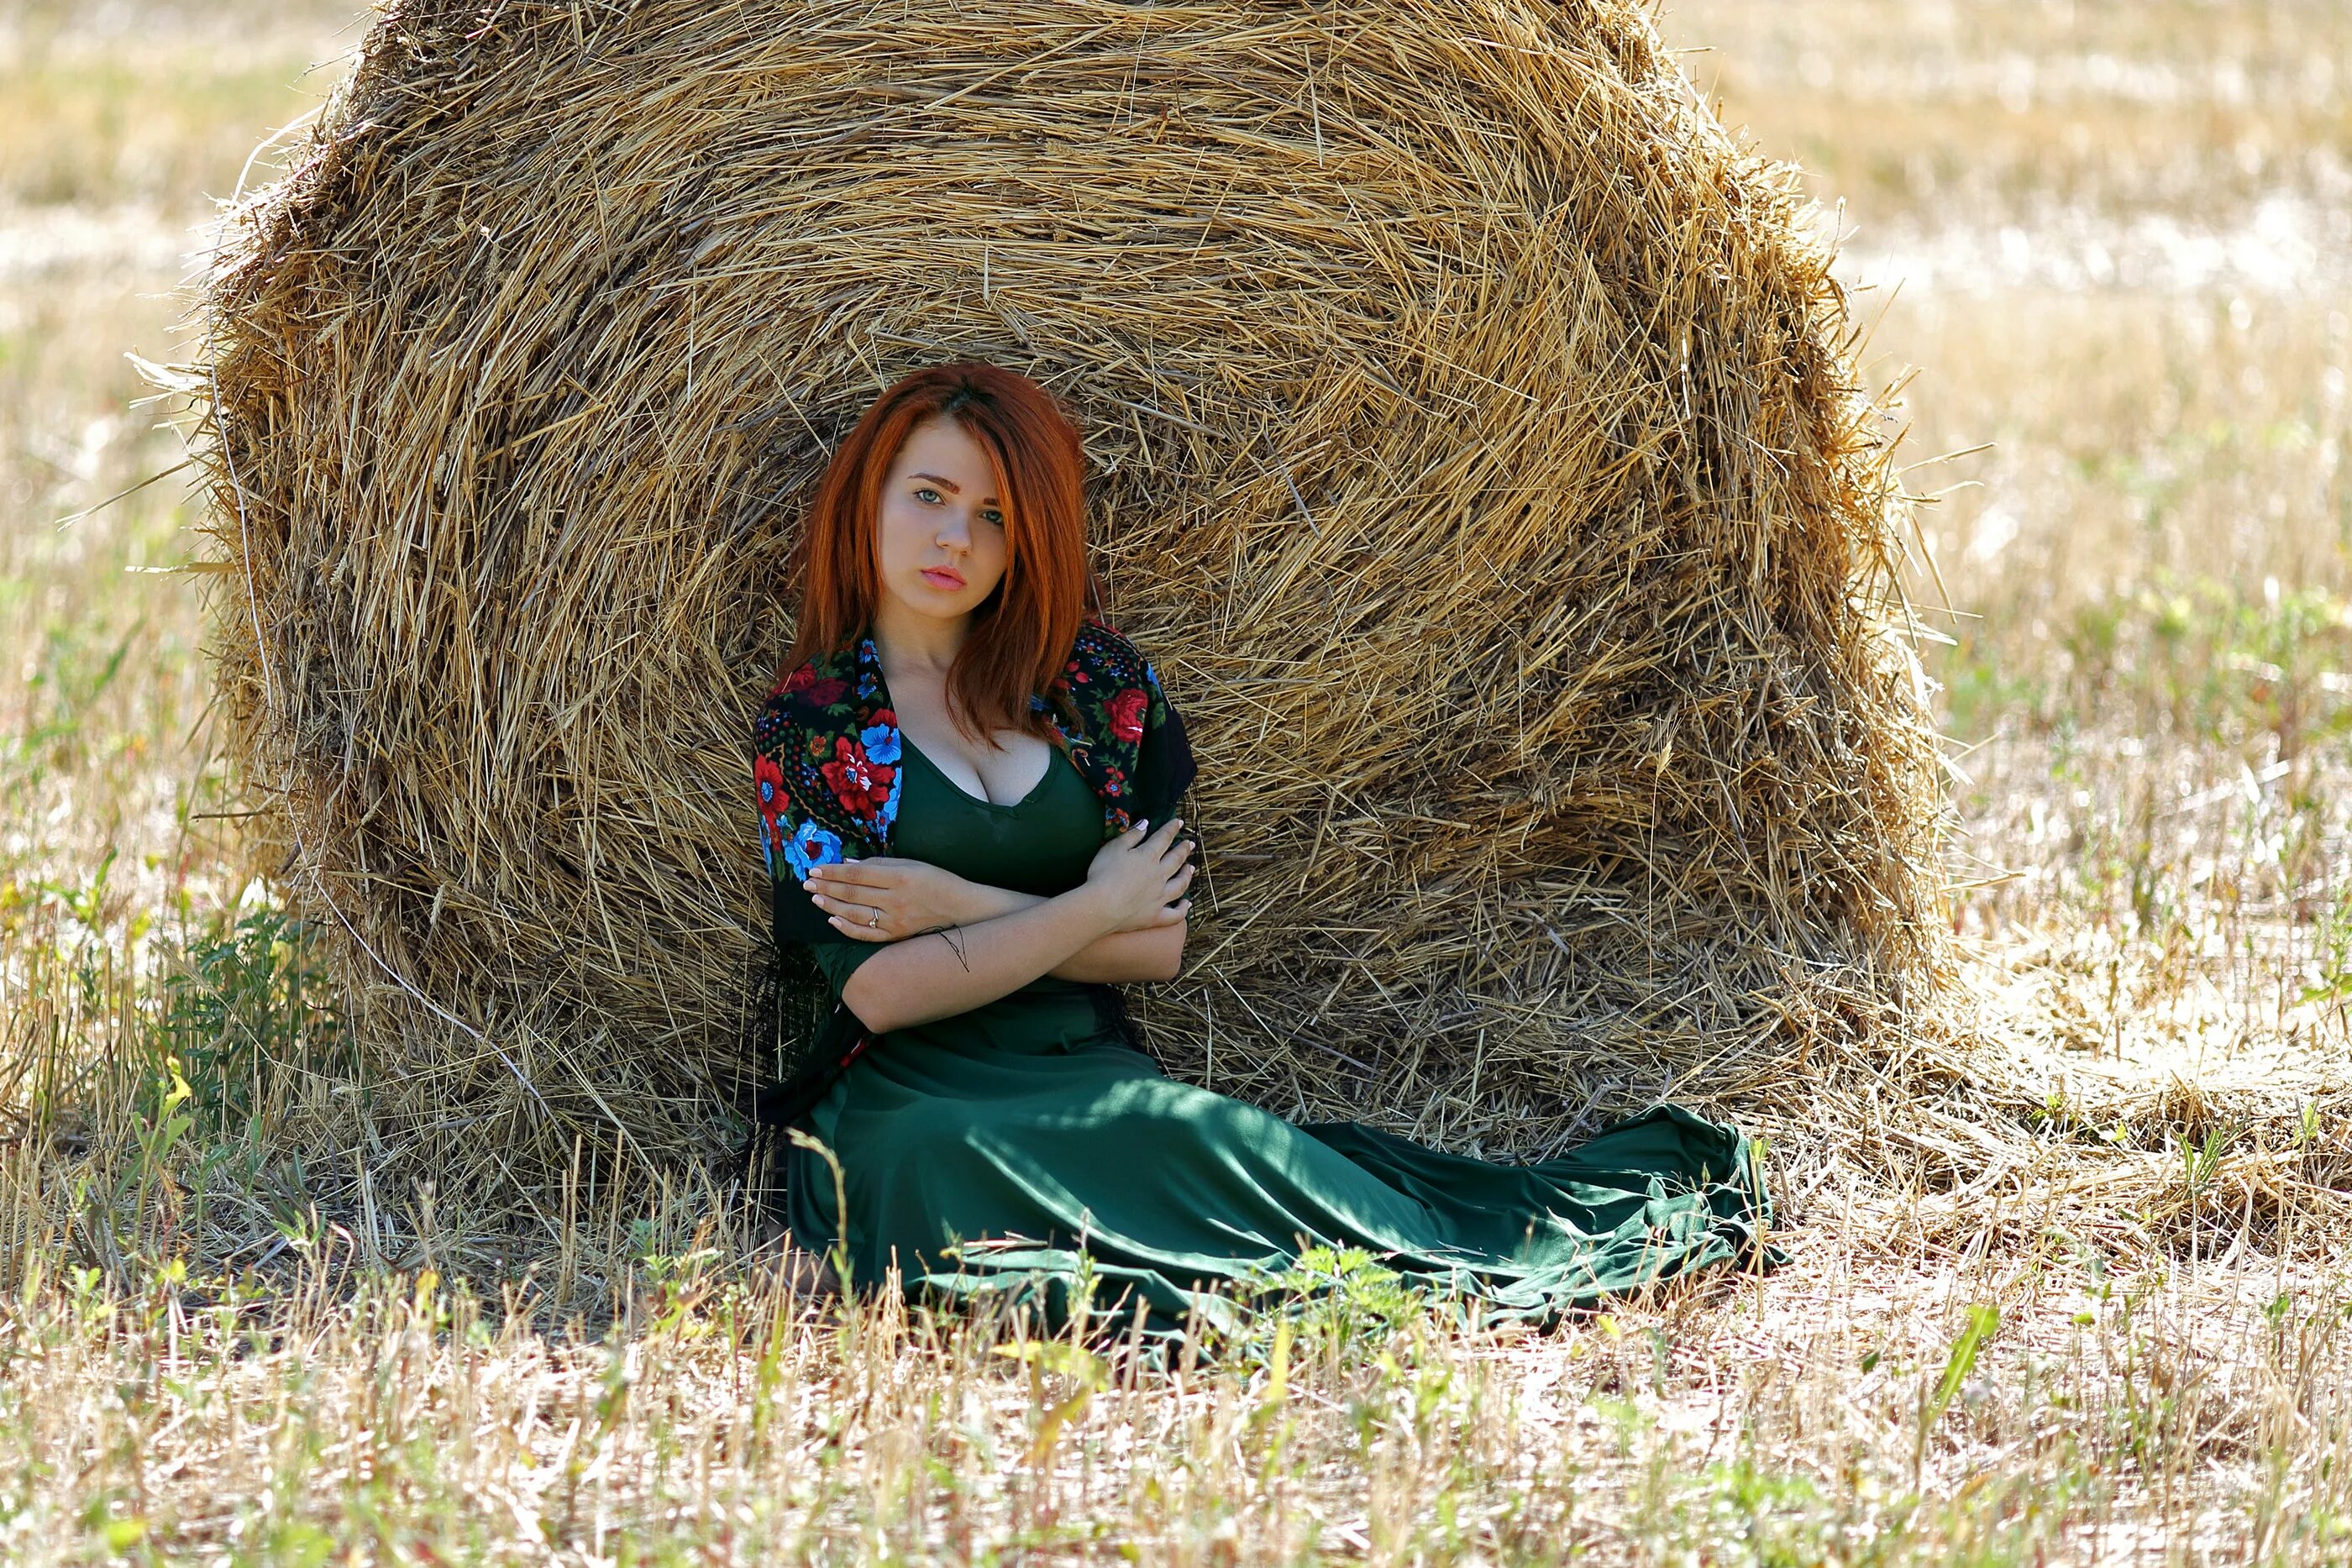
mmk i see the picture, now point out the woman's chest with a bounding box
[889,692,1054,807]
[892,747,1103,895]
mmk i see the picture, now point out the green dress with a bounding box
[780,734,1773,1345]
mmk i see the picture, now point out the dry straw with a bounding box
[174,0,1958,1217]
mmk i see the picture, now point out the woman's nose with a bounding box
[933,510,971,549]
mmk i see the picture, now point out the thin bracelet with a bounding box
[918,924,971,973]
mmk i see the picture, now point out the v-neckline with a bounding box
[900,730,1060,814]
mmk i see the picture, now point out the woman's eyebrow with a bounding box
[909,471,1000,503]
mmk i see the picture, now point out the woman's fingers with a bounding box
[829,912,891,941]
[806,860,891,891]
[1108,815,1174,854]
[1141,865,1195,926]
[817,887,890,938]
[812,890,888,931]
[812,890,879,915]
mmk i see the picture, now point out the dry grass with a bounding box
[4,1225,2348,1561]
[2,0,2349,1559]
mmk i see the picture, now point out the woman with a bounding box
[748,362,1774,1346]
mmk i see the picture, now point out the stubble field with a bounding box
[2,0,2349,1560]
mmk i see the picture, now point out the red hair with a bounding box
[782,362,1099,739]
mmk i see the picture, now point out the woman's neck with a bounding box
[869,596,969,676]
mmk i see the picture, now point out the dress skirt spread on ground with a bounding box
[773,730,1778,1343]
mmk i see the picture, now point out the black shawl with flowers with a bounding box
[744,618,1194,1151]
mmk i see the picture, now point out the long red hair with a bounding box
[782,363,1100,740]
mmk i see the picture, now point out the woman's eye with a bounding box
[914,486,940,503]
[980,510,1005,527]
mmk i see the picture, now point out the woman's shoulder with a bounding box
[1066,616,1194,811]
[1068,616,1163,689]
[753,641,864,750]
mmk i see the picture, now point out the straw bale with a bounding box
[181,0,1954,1195]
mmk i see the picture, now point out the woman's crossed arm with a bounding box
[826,819,1194,1034]
[803,827,1194,983]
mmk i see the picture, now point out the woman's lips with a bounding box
[921,567,966,590]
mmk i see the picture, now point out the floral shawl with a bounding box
[744,617,1194,1148]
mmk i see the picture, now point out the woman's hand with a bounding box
[1082,817,1195,935]
[804,857,981,941]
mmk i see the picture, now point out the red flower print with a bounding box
[822,736,895,821]
[802,677,848,708]
[753,753,787,827]
[781,666,816,695]
[753,753,790,871]
[1106,687,1147,742]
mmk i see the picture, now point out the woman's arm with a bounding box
[837,819,1193,1033]
[811,874,1184,980]
[803,840,1195,983]
[1048,918,1186,983]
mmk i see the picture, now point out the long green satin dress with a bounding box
[779,733,1773,1344]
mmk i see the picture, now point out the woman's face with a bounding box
[873,415,1009,627]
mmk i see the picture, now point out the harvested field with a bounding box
[1,0,2348,1559]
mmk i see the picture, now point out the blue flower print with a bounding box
[853,635,885,702]
[858,721,900,766]
[879,765,903,836]
[785,819,845,878]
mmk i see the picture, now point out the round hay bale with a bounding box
[186,0,1951,1188]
